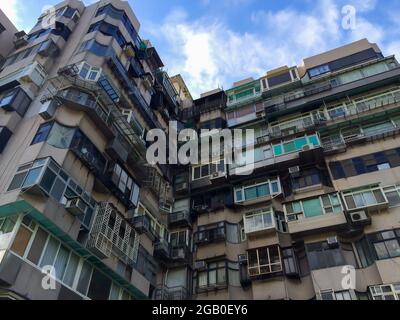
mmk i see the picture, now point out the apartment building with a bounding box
[181,39,400,300]
[0,0,194,300]
[0,0,400,302]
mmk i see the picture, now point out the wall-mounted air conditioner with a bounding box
[39,100,57,120]
[350,211,370,225]
[65,198,88,216]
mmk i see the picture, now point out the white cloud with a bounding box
[0,0,24,30]
[146,0,396,98]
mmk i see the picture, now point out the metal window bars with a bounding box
[87,202,139,265]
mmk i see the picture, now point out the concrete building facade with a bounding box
[0,0,399,301]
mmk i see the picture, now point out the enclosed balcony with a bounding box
[7,157,96,230]
[0,86,32,116]
[284,193,347,235]
[194,223,226,246]
[341,185,389,212]
[87,202,140,264]
[154,286,189,300]
[247,245,283,280]
[55,87,115,137]
[132,215,158,242]
[168,210,191,228]
[243,207,277,236]
[268,111,327,139]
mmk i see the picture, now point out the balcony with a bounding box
[341,185,389,212]
[243,208,277,236]
[87,202,139,264]
[154,238,170,260]
[7,157,96,230]
[128,57,145,78]
[194,225,226,246]
[106,55,159,128]
[0,61,48,93]
[56,88,115,137]
[168,210,191,228]
[0,87,32,116]
[322,124,400,154]
[154,286,189,300]
[132,215,158,242]
[268,112,327,139]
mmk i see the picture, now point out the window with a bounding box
[247,245,282,277]
[273,134,320,157]
[320,290,352,300]
[282,248,300,276]
[370,284,400,300]
[110,164,140,207]
[8,158,96,229]
[342,186,387,211]
[243,207,275,234]
[0,87,31,116]
[285,193,342,221]
[78,61,102,81]
[234,178,281,203]
[31,122,53,144]
[369,230,400,260]
[383,185,400,207]
[309,64,330,78]
[195,222,226,245]
[87,21,127,48]
[192,159,225,180]
[7,216,135,300]
[0,217,17,253]
[291,168,322,190]
[306,241,346,270]
[196,261,227,290]
[95,4,140,48]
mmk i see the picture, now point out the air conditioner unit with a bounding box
[39,100,57,120]
[194,261,206,270]
[327,236,339,248]
[350,211,370,224]
[65,198,88,216]
[302,144,313,151]
[289,166,300,177]
[210,171,226,180]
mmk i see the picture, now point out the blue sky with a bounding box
[1,0,400,98]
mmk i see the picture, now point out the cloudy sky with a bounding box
[1,0,400,98]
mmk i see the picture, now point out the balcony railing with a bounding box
[327,89,400,122]
[57,88,114,129]
[154,286,189,300]
[132,215,158,241]
[269,112,326,138]
[168,210,191,227]
[87,202,139,264]
[194,226,226,245]
[322,125,400,152]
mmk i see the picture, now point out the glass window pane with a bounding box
[40,237,60,267]
[302,198,323,218]
[10,225,33,256]
[54,245,70,280]
[87,269,112,300]
[22,167,43,188]
[76,261,92,295]
[257,183,269,197]
[8,172,27,191]
[39,168,57,193]
[374,242,389,259]
[385,240,400,258]
[244,186,257,200]
[27,228,48,264]
[63,253,79,287]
